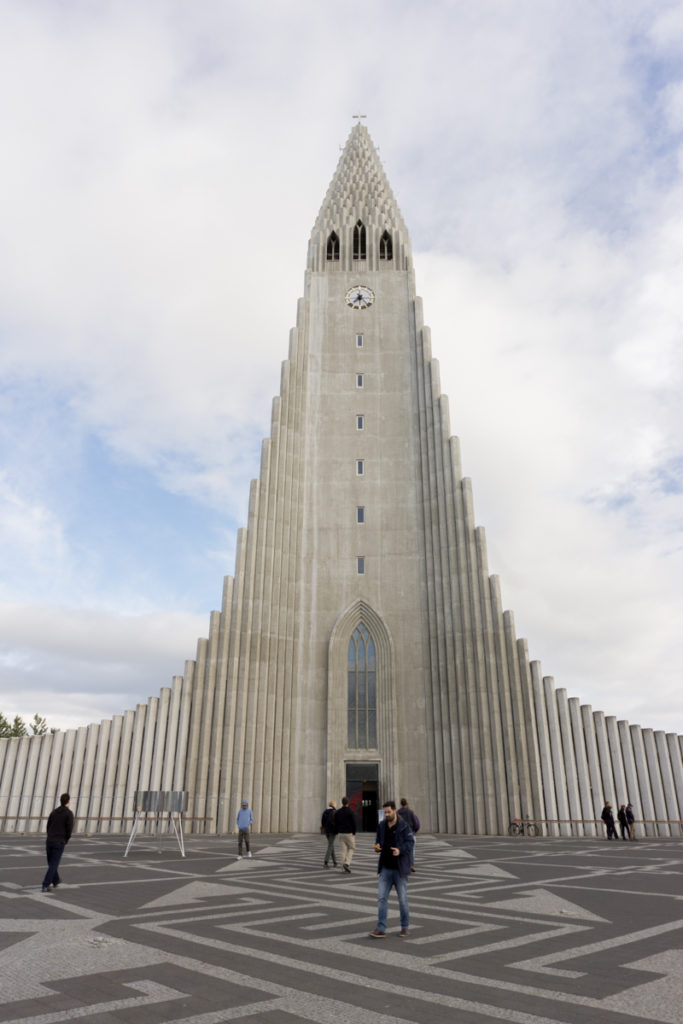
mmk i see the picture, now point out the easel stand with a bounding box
[124,791,188,858]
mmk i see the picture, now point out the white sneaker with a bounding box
[236,855,242,860]
[247,852,253,858]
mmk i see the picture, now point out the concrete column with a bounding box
[642,729,669,836]
[0,739,16,829]
[75,723,100,830]
[55,728,79,806]
[150,689,171,793]
[19,734,42,831]
[173,664,194,793]
[161,678,183,793]
[87,720,111,833]
[517,640,545,825]
[655,731,680,826]
[579,704,603,835]
[556,689,582,833]
[112,709,135,833]
[666,734,683,837]
[630,725,657,837]
[41,731,65,823]
[615,719,642,838]
[137,697,158,797]
[30,733,55,833]
[123,705,148,828]
[543,677,571,835]
[99,716,122,829]
[531,661,557,835]
[5,738,29,832]
[568,698,594,836]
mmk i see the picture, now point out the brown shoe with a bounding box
[399,928,409,937]
[369,929,385,938]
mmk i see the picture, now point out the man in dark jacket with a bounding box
[321,800,338,868]
[397,797,420,871]
[42,793,74,892]
[601,802,617,840]
[369,800,413,938]
[334,796,356,873]
[617,804,629,840]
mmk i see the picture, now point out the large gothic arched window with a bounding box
[326,231,339,261]
[353,220,366,260]
[348,624,376,748]
[379,230,393,260]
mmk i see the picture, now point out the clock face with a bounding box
[345,285,375,310]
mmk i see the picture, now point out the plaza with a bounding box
[1,830,681,1023]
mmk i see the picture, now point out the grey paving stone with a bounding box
[1,833,681,1024]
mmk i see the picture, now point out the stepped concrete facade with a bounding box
[2,125,682,837]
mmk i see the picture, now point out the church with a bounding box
[1,124,682,838]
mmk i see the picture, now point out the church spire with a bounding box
[308,124,412,272]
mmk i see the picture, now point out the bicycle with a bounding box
[508,818,538,837]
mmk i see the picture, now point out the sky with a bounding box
[1,0,682,735]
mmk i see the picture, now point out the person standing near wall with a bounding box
[334,796,356,873]
[397,797,420,872]
[321,800,338,868]
[236,800,254,859]
[41,793,74,893]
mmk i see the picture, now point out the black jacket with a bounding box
[46,804,74,844]
[334,806,356,835]
[321,807,337,835]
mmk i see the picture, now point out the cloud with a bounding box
[0,0,682,736]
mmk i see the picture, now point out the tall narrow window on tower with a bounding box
[326,231,339,261]
[379,230,393,260]
[348,625,377,748]
[353,220,367,260]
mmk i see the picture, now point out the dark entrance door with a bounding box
[345,763,379,832]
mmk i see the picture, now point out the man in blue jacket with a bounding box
[369,800,413,938]
[236,800,254,859]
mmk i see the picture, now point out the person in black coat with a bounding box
[42,793,74,892]
[334,796,357,873]
[321,800,338,868]
[601,802,617,840]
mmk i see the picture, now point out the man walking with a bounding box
[370,800,413,938]
[236,800,254,859]
[626,803,636,840]
[334,796,356,873]
[601,801,617,840]
[321,800,338,868]
[617,804,629,840]
[397,797,420,871]
[41,793,74,893]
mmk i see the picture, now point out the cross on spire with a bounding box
[352,113,367,122]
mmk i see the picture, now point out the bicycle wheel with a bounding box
[508,822,521,836]
[525,823,538,837]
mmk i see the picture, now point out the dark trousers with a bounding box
[43,841,65,889]
[324,833,337,865]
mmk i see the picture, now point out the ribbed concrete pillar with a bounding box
[20,732,42,831]
[87,720,111,832]
[614,719,642,838]
[568,697,595,836]
[630,725,657,837]
[643,729,669,836]
[666,734,683,837]
[543,677,571,835]
[5,738,29,832]
[580,705,603,835]
[0,739,15,826]
[531,661,556,835]
[111,709,135,832]
[41,730,65,822]
[556,688,582,833]
[30,733,54,833]
[655,731,680,827]
[100,716,122,828]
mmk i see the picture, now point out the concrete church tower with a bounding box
[2,124,683,838]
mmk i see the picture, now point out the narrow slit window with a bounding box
[353,220,367,260]
[348,624,376,748]
[357,506,365,524]
[326,231,340,261]
[357,556,365,575]
[357,415,364,430]
[379,230,393,260]
[356,460,364,475]
[356,373,364,388]
[356,334,364,348]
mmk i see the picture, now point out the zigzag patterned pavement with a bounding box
[1,831,682,1023]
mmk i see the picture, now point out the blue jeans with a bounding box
[43,841,65,889]
[377,867,409,930]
